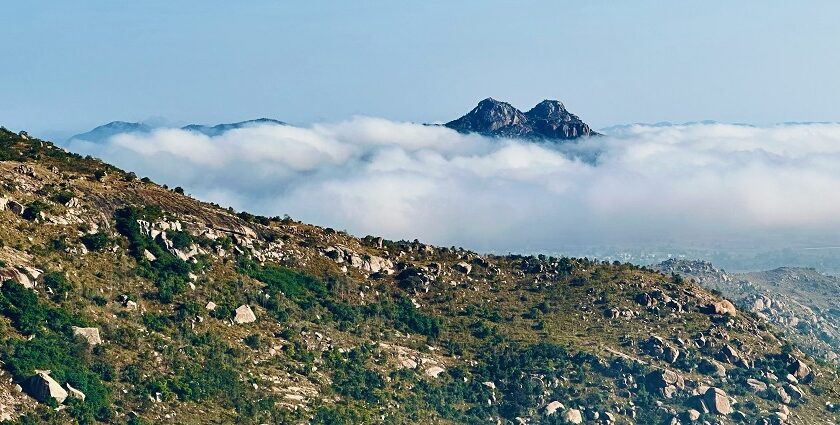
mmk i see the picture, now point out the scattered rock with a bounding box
[562,408,583,424]
[788,358,812,381]
[703,387,732,415]
[72,326,102,345]
[453,262,472,274]
[143,249,157,262]
[706,300,737,316]
[424,366,445,378]
[545,400,564,416]
[234,305,256,324]
[66,383,85,401]
[25,371,68,404]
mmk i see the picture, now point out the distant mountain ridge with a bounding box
[445,98,597,140]
[69,118,286,143]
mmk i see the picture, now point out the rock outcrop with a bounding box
[25,371,68,404]
[445,98,597,140]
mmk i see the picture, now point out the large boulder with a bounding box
[646,369,685,398]
[788,359,812,381]
[706,300,737,316]
[234,305,256,324]
[562,408,583,424]
[453,262,472,274]
[544,400,564,416]
[72,326,102,345]
[703,387,732,415]
[698,358,727,377]
[25,371,68,404]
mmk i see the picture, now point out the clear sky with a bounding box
[2,1,840,137]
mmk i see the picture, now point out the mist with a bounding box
[64,119,840,263]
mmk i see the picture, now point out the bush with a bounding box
[42,271,73,301]
[80,232,110,252]
[51,191,74,205]
[22,200,48,220]
[2,330,112,422]
[0,281,81,335]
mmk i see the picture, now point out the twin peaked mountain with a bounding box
[445,98,598,140]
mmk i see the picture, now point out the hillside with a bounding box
[0,127,838,424]
[657,259,840,369]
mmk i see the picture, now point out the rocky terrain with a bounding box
[0,127,838,424]
[657,259,840,367]
[445,98,598,140]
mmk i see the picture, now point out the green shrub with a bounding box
[51,191,74,205]
[80,232,110,252]
[42,271,73,301]
[22,200,48,220]
[3,333,112,421]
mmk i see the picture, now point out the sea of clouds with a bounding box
[64,119,840,255]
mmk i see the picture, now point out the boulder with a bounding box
[25,371,68,404]
[698,358,727,377]
[424,366,445,378]
[453,262,472,274]
[703,387,732,415]
[788,359,812,381]
[707,300,737,316]
[72,326,102,345]
[775,385,791,404]
[234,305,256,324]
[646,369,685,397]
[66,383,85,401]
[746,378,768,393]
[7,200,25,216]
[143,249,157,262]
[562,408,583,424]
[786,384,804,400]
[684,409,701,422]
[545,400,564,416]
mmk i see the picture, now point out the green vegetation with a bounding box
[0,281,111,423]
[80,232,110,252]
[114,206,192,303]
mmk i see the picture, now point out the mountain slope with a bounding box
[445,98,597,140]
[658,259,840,366]
[180,118,286,136]
[0,127,838,424]
[69,119,286,143]
[68,121,153,143]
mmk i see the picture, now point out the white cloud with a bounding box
[65,119,840,255]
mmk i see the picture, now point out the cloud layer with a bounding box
[65,119,840,255]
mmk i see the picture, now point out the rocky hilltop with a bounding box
[657,259,840,368]
[445,98,598,140]
[0,127,838,424]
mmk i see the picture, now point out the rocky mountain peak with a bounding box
[526,99,567,119]
[445,98,597,141]
[445,98,531,137]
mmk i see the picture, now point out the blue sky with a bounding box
[2,1,839,137]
